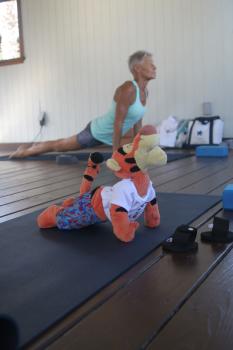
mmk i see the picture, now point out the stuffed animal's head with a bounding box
[106,125,167,179]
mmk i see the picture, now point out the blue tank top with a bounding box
[90,80,146,145]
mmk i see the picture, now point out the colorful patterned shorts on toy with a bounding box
[56,192,103,230]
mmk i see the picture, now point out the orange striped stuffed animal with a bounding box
[37,125,167,242]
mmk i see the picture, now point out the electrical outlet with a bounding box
[39,112,47,127]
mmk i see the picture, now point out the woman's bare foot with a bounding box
[9,145,31,159]
[9,135,81,159]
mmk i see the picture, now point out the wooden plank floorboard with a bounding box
[177,157,233,195]
[0,163,94,202]
[0,155,226,221]
[0,177,88,205]
[0,167,83,193]
[0,156,197,217]
[0,153,193,195]
[0,163,85,189]
[0,164,49,178]
[208,176,233,196]
[150,159,210,187]
[0,170,116,206]
[0,161,44,173]
[0,171,116,218]
[156,158,232,193]
[0,159,61,173]
[148,214,233,350]
[0,168,83,197]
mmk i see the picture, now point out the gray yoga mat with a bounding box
[0,192,220,347]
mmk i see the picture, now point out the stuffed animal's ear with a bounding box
[106,158,121,171]
[122,143,133,153]
[146,146,167,166]
[135,146,167,170]
[153,134,160,146]
[138,133,160,150]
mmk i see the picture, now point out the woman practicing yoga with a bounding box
[10,50,156,158]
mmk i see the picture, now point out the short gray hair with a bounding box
[128,50,152,73]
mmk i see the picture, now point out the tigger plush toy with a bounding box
[37,125,167,242]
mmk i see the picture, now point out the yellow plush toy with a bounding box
[37,125,167,242]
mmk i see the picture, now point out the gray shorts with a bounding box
[77,122,103,148]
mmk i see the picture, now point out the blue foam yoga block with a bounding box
[223,184,233,210]
[196,145,228,157]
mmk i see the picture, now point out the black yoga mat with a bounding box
[0,151,192,162]
[0,193,220,347]
[0,152,112,161]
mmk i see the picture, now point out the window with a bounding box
[0,0,24,66]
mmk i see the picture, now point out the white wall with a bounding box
[0,0,233,142]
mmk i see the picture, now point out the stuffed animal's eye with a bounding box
[122,144,133,154]
[118,147,127,155]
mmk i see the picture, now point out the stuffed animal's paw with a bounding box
[144,203,160,228]
[114,221,139,243]
[62,197,75,207]
[37,205,61,228]
[128,221,140,235]
[144,214,160,228]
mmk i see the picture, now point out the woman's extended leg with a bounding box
[9,135,82,158]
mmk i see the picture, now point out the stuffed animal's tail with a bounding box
[79,152,104,195]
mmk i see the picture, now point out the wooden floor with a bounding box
[1,149,233,350]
